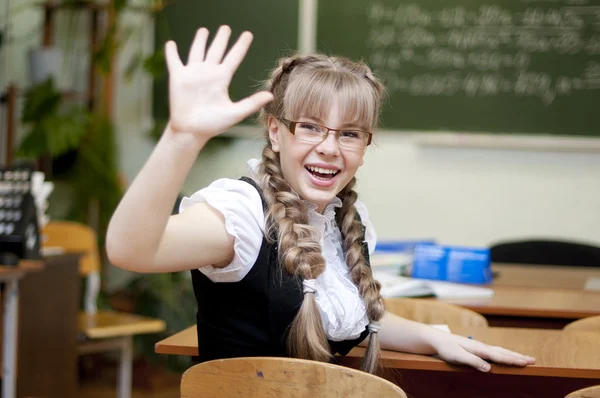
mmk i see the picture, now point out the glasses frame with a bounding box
[281,119,372,149]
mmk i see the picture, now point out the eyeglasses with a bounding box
[281,119,372,150]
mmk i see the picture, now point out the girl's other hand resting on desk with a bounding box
[376,312,535,373]
[432,332,536,372]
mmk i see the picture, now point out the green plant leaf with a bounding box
[17,125,49,158]
[143,49,166,79]
[45,111,89,155]
[94,25,120,75]
[125,53,143,82]
[19,80,89,159]
[113,0,127,12]
[21,79,62,122]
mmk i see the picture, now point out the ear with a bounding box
[267,116,281,152]
[360,147,367,166]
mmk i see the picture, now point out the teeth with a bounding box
[307,166,338,174]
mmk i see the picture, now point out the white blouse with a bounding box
[179,159,377,342]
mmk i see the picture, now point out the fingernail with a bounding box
[481,363,490,372]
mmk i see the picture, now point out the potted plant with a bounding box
[18,1,198,377]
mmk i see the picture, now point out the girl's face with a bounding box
[268,98,367,213]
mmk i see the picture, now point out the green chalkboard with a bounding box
[153,0,299,122]
[317,0,600,136]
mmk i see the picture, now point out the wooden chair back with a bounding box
[565,385,600,398]
[564,316,600,332]
[180,357,407,398]
[42,220,100,276]
[384,298,489,329]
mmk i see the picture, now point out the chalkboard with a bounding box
[153,0,600,137]
[153,0,299,122]
[317,0,600,136]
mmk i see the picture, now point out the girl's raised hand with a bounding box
[165,26,274,141]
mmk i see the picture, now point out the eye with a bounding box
[340,130,360,139]
[299,123,321,132]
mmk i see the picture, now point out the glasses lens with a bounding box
[338,131,369,149]
[294,122,327,143]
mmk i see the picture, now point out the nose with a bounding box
[315,131,340,156]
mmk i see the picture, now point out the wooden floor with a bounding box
[78,359,181,398]
[80,381,180,398]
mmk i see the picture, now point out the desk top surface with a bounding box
[155,325,600,378]
[437,285,600,319]
[0,259,44,280]
[491,263,600,290]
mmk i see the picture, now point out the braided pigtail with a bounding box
[259,144,331,362]
[336,178,386,373]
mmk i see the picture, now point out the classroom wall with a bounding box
[141,131,600,249]
[4,1,600,289]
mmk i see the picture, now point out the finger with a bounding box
[466,343,530,367]
[165,41,183,72]
[222,31,253,73]
[487,346,536,364]
[205,25,232,63]
[187,27,209,64]
[451,350,491,372]
[230,91,274,122]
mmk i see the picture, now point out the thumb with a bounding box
[230,91,274,122]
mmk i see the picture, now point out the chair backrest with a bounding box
[490,239,600,268]
[565,385,600,398]
[384,298,489,329]
[564,316,600,332]
[42,221,101,314]
[180,357,407,398]
[42,220,100,276]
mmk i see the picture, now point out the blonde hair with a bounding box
[257,53,386,373]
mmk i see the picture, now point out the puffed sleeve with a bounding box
[179,178,265,282]
[353,199,377,256]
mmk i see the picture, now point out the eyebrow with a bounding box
[299,116,369,131]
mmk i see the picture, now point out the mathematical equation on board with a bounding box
[366,0,600,105]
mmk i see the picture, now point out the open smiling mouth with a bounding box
[305,166,341,181]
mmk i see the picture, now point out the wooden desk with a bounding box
[492,263,600,290]
[0,260,44,398]
[435,285,600,329]
[155,325,600,398]
[16,253,81,398]
[154,325,197,356]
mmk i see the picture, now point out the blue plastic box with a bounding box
[372,240,436,275]
[374,240,436,253]
[411,244,492,284]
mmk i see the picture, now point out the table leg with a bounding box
[117,335,133,398]
[2,279,19,398]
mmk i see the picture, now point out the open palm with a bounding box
[165,26,273,139]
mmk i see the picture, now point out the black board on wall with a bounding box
[317,0,600,136]
[153,0,600,137]
[153,0,299,124]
